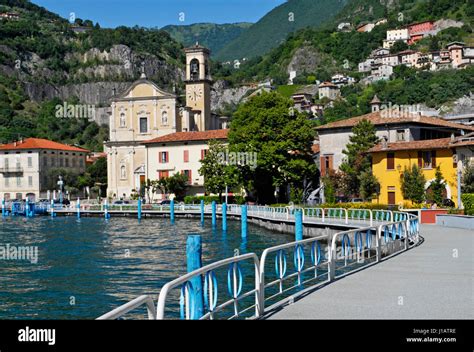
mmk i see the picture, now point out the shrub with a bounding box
[184,195,220,204]
[461,194,474,216]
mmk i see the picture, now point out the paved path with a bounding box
[268,225,473,319]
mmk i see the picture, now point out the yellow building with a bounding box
[369,138,459,206]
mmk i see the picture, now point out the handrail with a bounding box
[156,253,260,320]
[96,295,156,320]
[90,205,420,320]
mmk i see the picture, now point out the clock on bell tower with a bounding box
[184,44,212,131]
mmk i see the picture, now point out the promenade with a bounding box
[267,225,473,319]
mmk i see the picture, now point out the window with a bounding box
[182,170,192,184]
[160,151,169,163]
[419,151,436,169]
[396,130,405,141]
[4,177,9,188]
[72,158,76,167]
[43,158,47,167]
[119,112,126,128]
[200,149,208,160]
[27,157,32,168]
[139,117,148,134]
[79,158,84,167]
[28,176,33,187]
[4,158,9,169]
[65,158,69,167]
[158,171,169,179]
[59,158,63,167]
[161,111,168,125]
[387,153,395,170]
[190,58,200,80]
[16,176,21,187]
[183,150,189,163]
[51,158,55,167]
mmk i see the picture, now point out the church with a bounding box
[105,44,228,199]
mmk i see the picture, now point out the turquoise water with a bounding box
[0,216,293,319]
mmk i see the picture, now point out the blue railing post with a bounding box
[170,199,175,223]
[241,205,248,239]
[295,209,303,241]
[186,235,204,320]
[25,198,29,218]
[138,198,142,220]
[222,203,227,232]
[50,199,55,218]
[200,199,204,224]
[211,201,216,227]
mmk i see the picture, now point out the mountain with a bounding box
[0,0,185,150]
[162,22,252,55]
[214,0,348,61]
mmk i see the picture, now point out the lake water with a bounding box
[0,216,293,319]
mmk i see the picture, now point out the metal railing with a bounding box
[97,295,156,320]
[97,208,420,320]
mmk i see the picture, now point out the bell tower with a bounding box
[184,44,212,131]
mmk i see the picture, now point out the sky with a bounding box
[32,0,287,28]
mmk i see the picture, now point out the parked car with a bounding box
[160,200,172,205]
[442,199,455,208]
[349,198,363,203]
[113,200,130,205]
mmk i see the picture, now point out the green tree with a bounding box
[401,164,426,204]
[461,162,474,194]
[228,91,317,204]
[340,119,379,196]
[156,173,189,201]
[359,170,380,201]
[199,140,239,202]
[428,166,445,205]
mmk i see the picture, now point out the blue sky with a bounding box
[33,0,286,28]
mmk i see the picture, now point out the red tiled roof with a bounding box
[319,82,337,88]
[0,138,89,152]
[143,129,229,144]
[316,110,474,132]
[368,138,451,153]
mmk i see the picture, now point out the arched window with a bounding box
[190,58,200,81]
[120,165,127,180]
[161,111,168,125]
[119,112,126,127]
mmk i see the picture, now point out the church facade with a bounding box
[105,45,225,199]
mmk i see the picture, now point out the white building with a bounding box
[0,138,88,201]
[318,82,340,101]
[383,28,410,49]
[142,130,229,199]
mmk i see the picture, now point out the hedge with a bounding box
[461,194,474,216]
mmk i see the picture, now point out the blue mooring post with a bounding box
[186,235,204,320]
[170,199,175,223]
[222,203,227,232]
[76,198,81,219]
[25,198,29,218]
[295,209,303,241]
[241,205,248,239]
[200,199,204,224]
[137,198,142,220]
[50,199,55,218]
[104,199,110,220]
[211,201,216,227]
[1,198,5,217]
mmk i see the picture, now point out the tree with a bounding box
[144,179,160,203]
[390,40,408,54]
[156,173,188,201]
[228,91,316,204]
[359,170,380,201]
[401,164,426,204]
[461,162,474,194]
[428,166,445,205]
[340,119,379,196]
[199,140,239,202]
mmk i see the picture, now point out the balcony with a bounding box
[0,166,24,173]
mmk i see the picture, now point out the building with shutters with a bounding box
[368,134,474,207]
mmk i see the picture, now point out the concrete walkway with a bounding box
[268,225,473,319]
